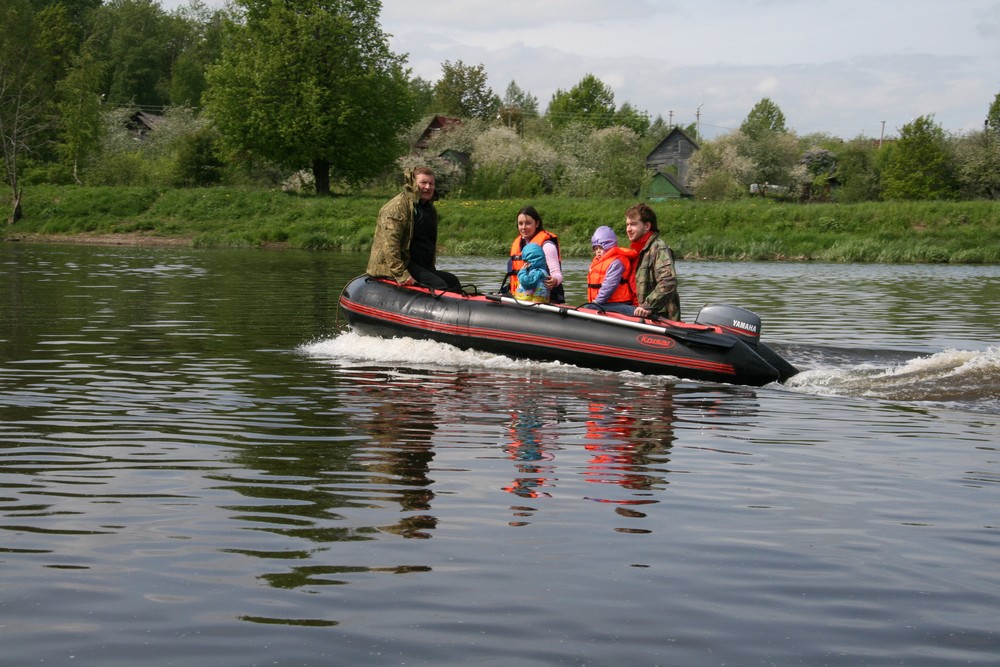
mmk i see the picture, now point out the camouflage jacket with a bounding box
[366,171,436,283]
[634,233,681,321]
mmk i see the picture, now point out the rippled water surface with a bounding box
[2,243,998,666]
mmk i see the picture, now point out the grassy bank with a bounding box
[4,185,999,262]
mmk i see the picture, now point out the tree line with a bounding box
[3,0,999,225]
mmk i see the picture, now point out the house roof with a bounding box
[129,111,164,131]
[650,169,694,197]
[416,115,463,148]
[646,126,700,159]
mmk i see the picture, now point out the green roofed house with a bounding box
[648,169,694,200]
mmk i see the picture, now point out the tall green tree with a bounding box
[204,0,415,195]
[498,80,538,132]
[740,97,787,140]
[34,2,83,89]
[739,129,802,195]
[546,74,616,129]
[734,98,797,195]
[433,60,500,120]
[89,0,175,107]
[407,76,436,117]
[613,101,650,137]
[833,137,881,202]
[168,2,227,108]
[881,115,958,200]
[1,0,52,223]
[986,91,1000,133]
[502,80,538,116]
[55,47,106,184]
[33,0,103,23]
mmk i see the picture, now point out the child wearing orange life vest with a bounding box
[513,243,551,303]
[585,226,637,315]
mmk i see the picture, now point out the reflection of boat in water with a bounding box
[338,275,798,387]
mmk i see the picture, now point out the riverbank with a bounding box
[4,185,999,262]
[4,232,196,247]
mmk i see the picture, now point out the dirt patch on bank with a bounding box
[3,233,195,247]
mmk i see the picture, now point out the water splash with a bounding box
[301,331,564,374]
[786,345,999,412]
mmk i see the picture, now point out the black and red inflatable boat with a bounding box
[338,275,798,386]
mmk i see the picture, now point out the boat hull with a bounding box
[338,276,795,386]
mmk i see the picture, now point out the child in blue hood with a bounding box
[513,242,551,303]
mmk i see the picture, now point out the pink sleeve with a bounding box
[542,241,562,285]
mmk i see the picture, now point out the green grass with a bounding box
[4,186,999,263]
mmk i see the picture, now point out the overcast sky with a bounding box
[164,0,1000,140]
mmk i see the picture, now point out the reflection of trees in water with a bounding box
[224,367,487,557]
[219,368,453,599]
[258,563,432,592]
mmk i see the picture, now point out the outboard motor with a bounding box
[695,305,762,348]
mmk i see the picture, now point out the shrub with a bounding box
[172,128,225,187]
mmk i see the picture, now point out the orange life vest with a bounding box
[586,247,636,304]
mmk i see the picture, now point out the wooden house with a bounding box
[127,110,164,140]
[645,127,699,188]
[415,115,463,149]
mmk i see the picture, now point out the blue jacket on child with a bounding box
[514,243,551,302]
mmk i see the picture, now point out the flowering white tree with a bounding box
[468,127,561,197]
[688,132,755,199]
[549,123,644,197]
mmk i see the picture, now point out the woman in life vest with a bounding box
[584,225,637,315]
[505,206,564,303]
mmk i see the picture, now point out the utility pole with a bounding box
[668,110,673,127]
[696,103,703,139]
[879,120,885,148]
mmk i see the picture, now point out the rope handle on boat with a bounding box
[369,274,477,299]
[484,293,735,348]
[424,283,477,298]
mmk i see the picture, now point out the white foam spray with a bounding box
[785,345,999,409]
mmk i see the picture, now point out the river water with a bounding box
[2,242,998,666]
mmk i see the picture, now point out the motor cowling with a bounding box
[694,305,762,348]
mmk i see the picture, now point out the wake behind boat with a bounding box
[338,275,798,387]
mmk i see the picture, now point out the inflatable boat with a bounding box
[338,275,798,386]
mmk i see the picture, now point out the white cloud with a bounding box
[158,0,1000,139]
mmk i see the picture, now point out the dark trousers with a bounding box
[408,263,462,291]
